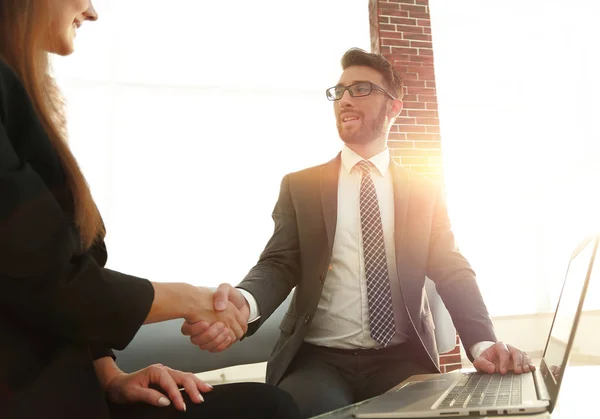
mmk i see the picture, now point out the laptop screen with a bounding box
[542,237,597,384]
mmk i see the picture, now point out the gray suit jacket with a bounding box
[238,154,496,386]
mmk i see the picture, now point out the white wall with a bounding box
[430,0,600,317]
[53,0,370,287]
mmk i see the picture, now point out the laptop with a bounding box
[354,234,599,418]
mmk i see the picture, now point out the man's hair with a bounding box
[340,48,404,101]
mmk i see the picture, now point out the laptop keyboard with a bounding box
[436,373,522,409]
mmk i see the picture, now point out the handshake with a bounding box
[179,283,250,353]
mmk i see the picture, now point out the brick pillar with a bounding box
[369,0,462,372]
[369,0,442,180]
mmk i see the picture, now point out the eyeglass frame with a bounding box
[325,81,397,102]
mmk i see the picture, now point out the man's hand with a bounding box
[182,283,250,352]
[473,342,536,374]
[105,364,213,412]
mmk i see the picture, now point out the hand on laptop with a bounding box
[473,342,536,375]
[181,284,251,352]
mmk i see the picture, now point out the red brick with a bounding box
[417,19,431,27]
[415,0,429,5]
[378,1,401,11]
[407,133,441,142]
[425,80,436,88]
[379,10,410,18]
[407,109,438,118]
[388,148,432,157]
[396,116,416,125]
[402,100,425,108]
[383,38,410,47]
[405,64,433,74]
[423,26,432,34]
[397,124,427,133]
[418,95,437,103]
[425,125,440,133]
[408,11,430,19]
[415,117,440,125]
[401,94,417,102]
[379,24,396,31]
[387,54,412,63]
[400,4,427,13]
[378,16,390,24]
[409,55,434,64]
[387,139,414,148]
[390,17,417,25]
[403,79,426,88]
[414,141,441,149]
[426,102,438,110]
[410,40,433,48]
[380,30,404,39]
[396,24,424,33]
[400,72,419,80]
[387,132,408,141]
[407,87,436,95]
[404,33,432,41]
[439,354,461,364]
[418,48,434,56]
[389,47,419,56]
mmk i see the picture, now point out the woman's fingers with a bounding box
[148,365,187,412]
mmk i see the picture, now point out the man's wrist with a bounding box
[237,288,260,322]
[470,341,496,359]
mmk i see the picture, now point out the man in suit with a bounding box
[182,48,535,417]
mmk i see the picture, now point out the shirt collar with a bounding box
[341,145,391,177]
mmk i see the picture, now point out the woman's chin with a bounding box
[44,36,76,56]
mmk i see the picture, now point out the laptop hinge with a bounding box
[534,369,551,401]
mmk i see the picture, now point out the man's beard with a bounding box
[337,105,387,145]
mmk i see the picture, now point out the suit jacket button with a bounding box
[304,315,310,323]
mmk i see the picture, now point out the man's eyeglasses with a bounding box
[325,82,396,101]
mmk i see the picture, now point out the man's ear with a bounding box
[389,99,403,118]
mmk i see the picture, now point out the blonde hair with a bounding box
[0,0,105,249]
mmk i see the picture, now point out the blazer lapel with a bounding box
[320,153,341,255]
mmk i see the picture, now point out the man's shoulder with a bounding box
[284,155,339,181]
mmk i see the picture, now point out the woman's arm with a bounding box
[0,65,245,350]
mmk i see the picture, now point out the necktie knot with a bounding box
[356,160,372,176]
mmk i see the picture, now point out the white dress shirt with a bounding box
[240,146,494,358]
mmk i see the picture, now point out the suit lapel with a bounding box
[320,154,341,255]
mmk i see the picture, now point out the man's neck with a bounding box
[344,141,387,160]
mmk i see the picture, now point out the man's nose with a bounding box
[338,89,354,107]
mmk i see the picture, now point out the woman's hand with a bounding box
[105,363,213,412]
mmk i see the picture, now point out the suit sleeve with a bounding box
[426,183,497,358]
[0,112,154,352]
[237,174,301,336]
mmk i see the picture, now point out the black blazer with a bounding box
[238,154,497,386]
[0,59,154,418]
